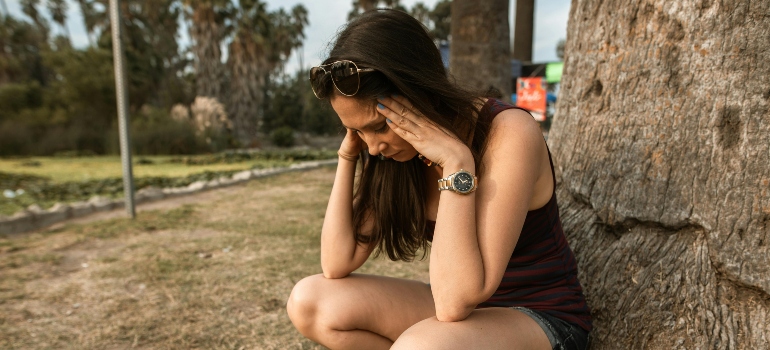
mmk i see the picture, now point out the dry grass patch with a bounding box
[0,167,429,349]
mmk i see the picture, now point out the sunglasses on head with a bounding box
[309,60,375,99]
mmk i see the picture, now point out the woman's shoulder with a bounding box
[487,105,544,145]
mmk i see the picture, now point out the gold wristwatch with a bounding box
[437,169,477,194]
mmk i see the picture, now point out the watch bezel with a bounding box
[451,170,475,194]
[437,169,477,194]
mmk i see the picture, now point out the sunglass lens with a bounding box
[331,61,359,96]
[309,67,328,98]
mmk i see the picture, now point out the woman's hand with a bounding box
[377,95,473,170]
[338,128,363,161]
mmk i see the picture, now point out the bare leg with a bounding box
[391,308,552,350]
[287,273,436,350]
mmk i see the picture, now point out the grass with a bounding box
[0,150,338,216]
[0,167,430,349]
[0,153,333,184]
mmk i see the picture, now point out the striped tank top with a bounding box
[426,99,592,332]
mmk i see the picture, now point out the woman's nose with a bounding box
[366,136,386,156]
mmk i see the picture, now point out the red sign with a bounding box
[516,77,547,122]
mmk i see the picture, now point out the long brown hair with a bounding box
[318,9,494,261]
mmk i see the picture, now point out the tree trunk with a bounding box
[449,0,511,101]
[227,36,265,147]
[511,0,534,62]
[190,4,224,100]
[550,0,770,348]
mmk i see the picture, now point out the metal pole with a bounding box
[110,0,136,218]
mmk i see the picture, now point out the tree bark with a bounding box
[190,4,224,101]
[550,0,770,348]
[511,0,534,62]
[449,0,511,101]
[227,35,265,147]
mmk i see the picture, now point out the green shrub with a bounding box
[131,120,209,155]
[0,82,43,119]
[0,121,35,156]
[270,127,295,148]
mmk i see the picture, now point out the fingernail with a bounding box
[377,103,385,110]
[386,118,392,123]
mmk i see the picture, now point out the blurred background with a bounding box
[0,0,568,155]
[0,0,567,217]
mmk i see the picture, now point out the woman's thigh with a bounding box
[287,273,436,341]
[391,307,552,350]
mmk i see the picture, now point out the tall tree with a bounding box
[226,2,307,146]
[0,14,48,85]
[511,0,534,62]
[77,0,187,110]
[47,0,69,40]
[449,0,511,100]
[75,0,99,45]
[348,0,405,20]
[549,0,770,348]
[183,0,231,101]
[20,0,49,41]
[409,2,430,25]
[289,4,308,70]
[226,0,270,146]
[428,0,450,43]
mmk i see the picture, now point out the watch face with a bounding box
[452,172,475,193]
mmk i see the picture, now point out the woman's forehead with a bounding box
[330,95,380,128]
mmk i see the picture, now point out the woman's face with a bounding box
[330,94,417,162]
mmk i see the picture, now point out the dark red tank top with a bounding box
[426,99,592,332]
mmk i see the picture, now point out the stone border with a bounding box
[0,159,338,236]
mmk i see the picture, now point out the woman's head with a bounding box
[315,9,446,102]
[330,95,417,161]
[314,9,492,261]
[314,10,477,158]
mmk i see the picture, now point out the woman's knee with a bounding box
[287,273,327,333]
[390,317,439,350]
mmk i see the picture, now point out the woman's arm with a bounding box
[376,95,548,322]
[429,109,547,321]
[320,133,375,279]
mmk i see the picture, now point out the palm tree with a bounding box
[348,0,404,20]
[226,1,308,147]
[429,0,450,43]
[20,0,49,41]
[409,2,430,26]
[449,0,511,101]
[511,0,534,62]
[226,0,270,146]
[182,0,232,101]
[290,4,308,71]
[75,0,97,45]
[550,0,770,347]
[47,0,70,41]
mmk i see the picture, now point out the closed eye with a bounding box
[374,123,388,134]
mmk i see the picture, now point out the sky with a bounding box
[4,0,571,74]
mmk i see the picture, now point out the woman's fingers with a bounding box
[389,95,425,118]
[377,96,425,126]
[378,103,418,140]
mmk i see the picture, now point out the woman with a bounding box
[287,9,591,350]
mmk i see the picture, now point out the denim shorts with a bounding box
[512,306,590,350]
